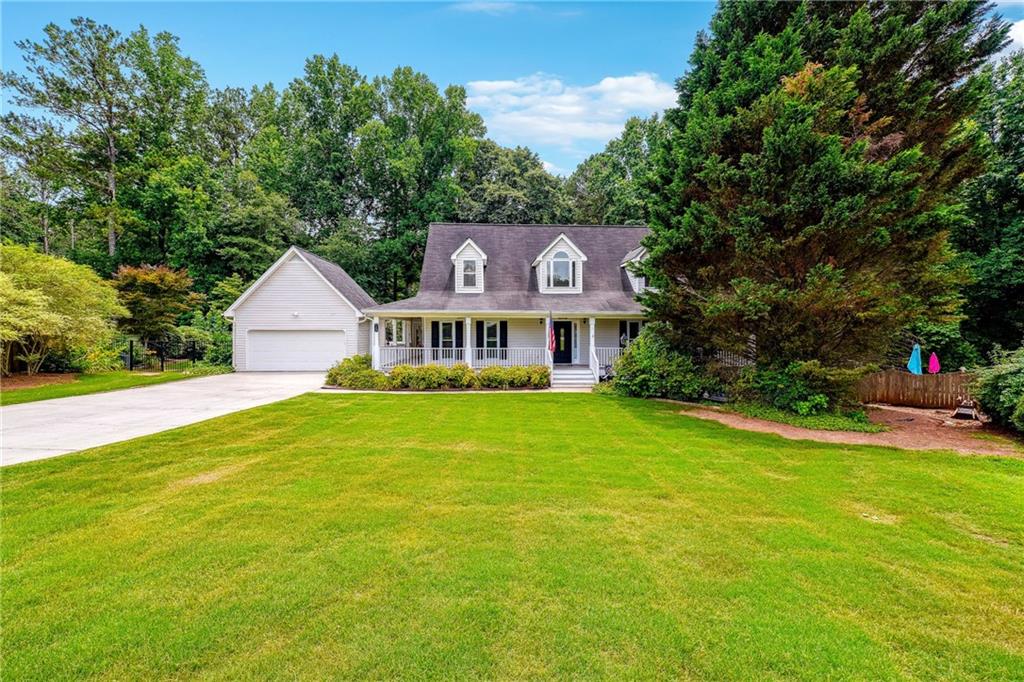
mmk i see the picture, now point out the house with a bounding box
[223,246,376,371]
[366,223,649,386]
[226,224,650,385]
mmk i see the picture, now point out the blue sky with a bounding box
[3,2,1023,174]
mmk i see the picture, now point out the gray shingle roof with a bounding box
[294,246,377,312]
[365,223,649,315]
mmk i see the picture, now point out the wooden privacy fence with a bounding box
[856,369,974,409]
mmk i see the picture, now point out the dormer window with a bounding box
[548,251,575,288]
[534,233,586,294]
[451,238,486,294]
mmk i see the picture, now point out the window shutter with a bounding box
[431,321,440,348]
[475,320,484,348]
[571,260,576,287]
[455,321,464,348]
[499,321,508,348]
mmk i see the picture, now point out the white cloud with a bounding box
[541,159,565,175]
[466,72,677,150]
[449,2,528,15]
[1010,19,1024,50]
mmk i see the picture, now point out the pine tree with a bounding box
[644,0,1010,365]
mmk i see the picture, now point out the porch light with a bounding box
[292,312,299,317]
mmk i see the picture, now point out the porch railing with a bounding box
[594,347,623,376]
[380,347,466,370]
[473,347,546,367]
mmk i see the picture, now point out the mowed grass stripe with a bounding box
[2,393,1022,679]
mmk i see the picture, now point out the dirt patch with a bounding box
[1,373,78,391]
[169,462,253,489]
[677,403,1023,457]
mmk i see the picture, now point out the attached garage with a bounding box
[224,247,376,372]
[246,330,347,371]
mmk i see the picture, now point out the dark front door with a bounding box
[553,321,573,364]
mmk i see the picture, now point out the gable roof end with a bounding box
[223,246,376,318]
[620,246,646,266]
[449,237,488,264]
[531,232,588,266]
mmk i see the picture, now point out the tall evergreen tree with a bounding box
[644,0,1010,365]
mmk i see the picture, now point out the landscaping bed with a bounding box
[326,355,550,390]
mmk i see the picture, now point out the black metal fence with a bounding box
[116,336,210,372]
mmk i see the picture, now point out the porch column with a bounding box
[465,316,472,367]
[371,316,381,370]
[589,317,597,380]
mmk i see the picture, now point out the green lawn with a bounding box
[3,394,1022,679]
[1,367,229,406]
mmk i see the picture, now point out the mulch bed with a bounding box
[678,402,1023,457]
[2,373,79,391]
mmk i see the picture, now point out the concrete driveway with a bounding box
[1,372,325,467]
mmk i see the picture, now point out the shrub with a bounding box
[390,364,450,390]
[478,365,511,389]
[325,356,550,391]
[447,363,478,389]
[526,364,550,388]
[613,323,714,400]
[974,347,1024,431]
[326,355,390,390]
[734,363,830,415]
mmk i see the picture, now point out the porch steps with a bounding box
[551,366,597,388]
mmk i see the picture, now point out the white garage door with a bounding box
[247,330,347,371]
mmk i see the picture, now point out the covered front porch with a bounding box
[370,315,641,380]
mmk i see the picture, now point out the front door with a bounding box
[553,321,573,364]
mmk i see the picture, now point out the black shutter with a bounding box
[571,261,577,288]
[499,320,508,348]
[476,320,484,348]
[619,321,627,348]
[455,321,464,348]
[431,321,440,348]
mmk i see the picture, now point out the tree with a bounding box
[0,244,125,374]
[565,115,664,225]
[0,118,74,254]
[113,264,198,345]
[955,50,1024,354]
[3,18,138,259]
[644,1,1010,366]
[355,67,485,300]
[456,140,566,224]
[279,54,374,237]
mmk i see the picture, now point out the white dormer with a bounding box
[533,233,587,294]
[451,238,487,294]
[621,246,649,294]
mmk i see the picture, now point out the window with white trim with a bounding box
[384,319,407,346]
[439,321,455,348]
[547,250,576,289]
[484,321,499,349]
[463,259,477,289]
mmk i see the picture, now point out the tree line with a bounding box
[3,3,1022,376]
[0,18,619,305]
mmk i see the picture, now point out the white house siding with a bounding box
[596,318,625,348]
[453,242,485,294]
[357,319,371,355]
[232,254,362,370]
